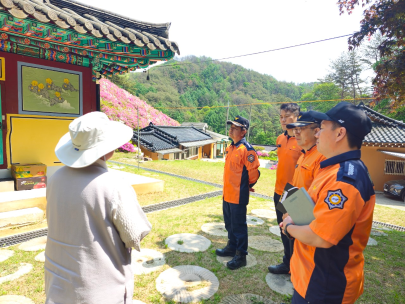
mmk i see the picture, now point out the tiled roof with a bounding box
[134,123,215,152]
[364,123,405,145]
[132,129,179,152]
[153,125,212,143]
[359,103,405,145]
[1,0,180,54]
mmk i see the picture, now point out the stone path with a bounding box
[220,293,276,304]
[201,223,228,237]
[250,209,277,219]
[265,273,293,296]
[216,254,257,268]
[246,216,264,226]
[269,226,281,237]
[0,250,14,262]
[0,263,33,284]
[34,251,45,263]
[367,237,378,246]
[18,236,47,252]
[0,295,35,303]
[156,265,219,303]
[249,236,283,252]
[370,229,388,237]
[165,233,211,253]
[131,249,165,275]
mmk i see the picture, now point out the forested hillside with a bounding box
[111,54,404,145]
[112,56,311,145]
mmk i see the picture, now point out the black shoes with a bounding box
[268,263,290,274]
[215,241,236,257]
[227,251,247,270]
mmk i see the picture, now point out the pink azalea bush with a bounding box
[270,164,278,170]
[100,78,180,129]
[257,151,269,157]
[118,142,136,153]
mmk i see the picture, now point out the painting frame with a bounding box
[18,62,83,117]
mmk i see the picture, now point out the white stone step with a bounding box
[0,207,44,228]
[0,179,14,193]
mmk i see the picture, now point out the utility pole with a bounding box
[225,98,230,135]
[247,103,252,141]
[137,106,140,171]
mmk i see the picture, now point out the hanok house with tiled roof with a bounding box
[0,0,179,178]
[133,123,218,161]
[359,103,405,191]
[181,122,230,158]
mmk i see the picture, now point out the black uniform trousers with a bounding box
[291,290,308,304]
[223,200,248,255]
[274,192,294,267]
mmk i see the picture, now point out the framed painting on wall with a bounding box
[18,62,83,116]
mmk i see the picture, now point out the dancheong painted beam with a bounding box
[0,0,180,79]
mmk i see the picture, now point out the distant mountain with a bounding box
[111,56,312,144]
[100,78,180,129]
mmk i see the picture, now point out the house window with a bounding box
[384,159,405,175]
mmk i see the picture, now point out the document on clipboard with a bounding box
[276,183,299,214]
[282,187,315,225]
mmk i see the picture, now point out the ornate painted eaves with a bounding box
[0,0,179,79]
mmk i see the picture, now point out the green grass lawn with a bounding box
[111,153,405,227]
[1,196,404,303]
[107,162,218,206]
[111,153,276,197]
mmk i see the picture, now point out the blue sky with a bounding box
[84,0,367,84]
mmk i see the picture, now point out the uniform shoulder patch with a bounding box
[324,189,348,210]
[247,154,255,163]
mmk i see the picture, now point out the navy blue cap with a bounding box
[309,102,372,139]
[286,111,322,129]
[227,115,249,130]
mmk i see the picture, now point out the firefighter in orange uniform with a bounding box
[281,102,375,304]
[268,103,302,274]
[288,111,326,191]
[216,116,260,270]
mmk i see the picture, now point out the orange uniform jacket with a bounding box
[275,132,302,195]
[291,150,375,304]
[223,138,260,204]
[292,145,326,190]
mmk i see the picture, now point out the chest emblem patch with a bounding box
[324,189,347,210]
[247,154,255,163]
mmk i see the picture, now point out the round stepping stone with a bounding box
[0,250,14,262]
[0,295,35,303]
[0,263,33,284]
[370,230,388,237]
[269,226,281,237]
[131,249,165,275]
[367,237,378,246]
[133,301,146,304]
[18,236,47,252]
[265,273,293,296]
[372,224,392,231]
[34,251,45,263]
[249,236,283,252]
[165,233,211,253]
[220,293,275,304]
[246,216,264,226]
[250,209,276,219]
[201,223,228,237]
[156,265,219,303]
[216,254,257,268]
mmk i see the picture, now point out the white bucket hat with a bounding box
[55,111,133,168]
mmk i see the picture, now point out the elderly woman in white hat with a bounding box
[45,112,151,304]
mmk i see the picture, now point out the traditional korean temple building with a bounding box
[359,103,405,191]
[0,0,179,178]
[133,123,223,160]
